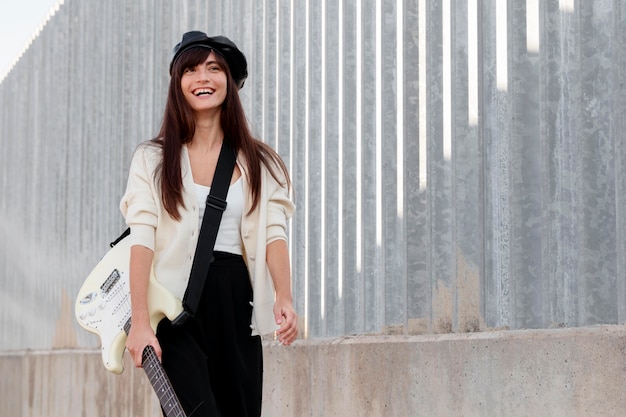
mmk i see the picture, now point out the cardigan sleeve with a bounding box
[241,153,296,336]
[119,143,160,250]
[264,164,295,245]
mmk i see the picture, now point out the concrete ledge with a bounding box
[263,326,626,416]
[1,326,625,416]
[0,348,160,416]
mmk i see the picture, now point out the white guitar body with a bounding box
[75,235,183,374]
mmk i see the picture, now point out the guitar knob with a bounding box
[89,308,96,316]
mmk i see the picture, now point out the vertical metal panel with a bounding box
[427,0,455,332]
[339,0,362,335]
[1,0,625,350]
[304,0,326,336]
[540,0,578,328]
[577,1,618,325]
[509,0,544,328]
[322,0,343,334]
[615,0,626,324]
[482,0,513,329]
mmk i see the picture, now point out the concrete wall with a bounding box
[2,326,625,416]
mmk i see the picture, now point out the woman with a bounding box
[120,31,297,416]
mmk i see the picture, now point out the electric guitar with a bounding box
[75,233,187,417]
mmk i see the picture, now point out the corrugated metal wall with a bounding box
[0,0,625,350]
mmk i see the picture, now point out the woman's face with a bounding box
[180,51,227,115]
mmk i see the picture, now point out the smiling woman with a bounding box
[120,31,297,417]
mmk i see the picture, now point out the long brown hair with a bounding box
[153,48,291,220]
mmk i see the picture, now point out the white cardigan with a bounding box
[120,141,295,336]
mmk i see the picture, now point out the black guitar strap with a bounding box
[172,141,236,326]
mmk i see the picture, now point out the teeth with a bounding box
[195,89,214,96]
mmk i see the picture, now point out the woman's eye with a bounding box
[209,65,220,72]
[183,67,195,74]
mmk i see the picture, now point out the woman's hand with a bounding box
[126,320,162,367]
[266,239,298,345]
[274,297,298,345]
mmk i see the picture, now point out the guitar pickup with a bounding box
[101,269,121,294]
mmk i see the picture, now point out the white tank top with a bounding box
[194,177,244,255]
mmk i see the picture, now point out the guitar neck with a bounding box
[142,345,187,417]
[124,319,186,417]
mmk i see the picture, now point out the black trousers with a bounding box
[157,252,263,417]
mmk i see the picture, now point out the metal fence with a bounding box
[1,0,625,350]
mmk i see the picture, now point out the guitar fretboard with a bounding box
[142,345,186,417]
[125,318,187,417]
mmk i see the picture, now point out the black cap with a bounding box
[169,31,248,89]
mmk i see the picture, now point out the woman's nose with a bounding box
[197,68,210,80]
